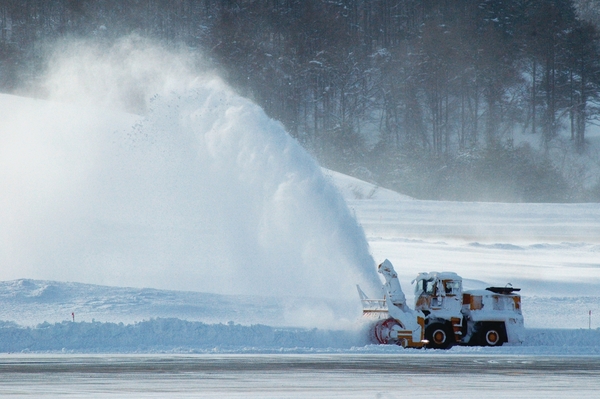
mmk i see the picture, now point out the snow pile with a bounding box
[0,38,379,329]
[524,329,600,349]
[0,319,598,354]
[2,278,598,333]
[0,319,368,353]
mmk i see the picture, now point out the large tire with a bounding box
[425,322,454,349]
[481,324,506,347]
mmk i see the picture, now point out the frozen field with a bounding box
[1,171,599,333]
[1,185,599,328]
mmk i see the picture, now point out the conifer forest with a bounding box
[2,0,600,201]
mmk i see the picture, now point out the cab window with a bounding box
[424,279,436,294]
[444,280,461,295]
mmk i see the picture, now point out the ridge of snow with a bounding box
[0,318,598,355]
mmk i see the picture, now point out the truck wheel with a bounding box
[482,326,505,347]
[425,323,453,349]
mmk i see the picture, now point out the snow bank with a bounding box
[0,319,367,353]
[0,319,598,355]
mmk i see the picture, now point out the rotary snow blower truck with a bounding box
[357,259,524,349]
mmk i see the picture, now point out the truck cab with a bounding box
[414,272,463,316]
[413,272,465,348]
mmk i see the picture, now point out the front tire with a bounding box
[425,323,453,349]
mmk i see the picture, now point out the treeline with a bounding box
[1,0,600,201]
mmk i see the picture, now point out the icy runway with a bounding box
[0,354,598,398]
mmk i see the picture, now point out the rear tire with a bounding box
[478,323,506,347]
[425,322,453,349]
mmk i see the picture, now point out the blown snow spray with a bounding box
[0,37,380,329]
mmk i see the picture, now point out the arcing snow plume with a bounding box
[0,37,379,327]
[40,36,197,113]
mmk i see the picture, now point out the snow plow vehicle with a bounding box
[358,260,524,349]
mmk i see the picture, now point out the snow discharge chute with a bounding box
[358,259,426,348]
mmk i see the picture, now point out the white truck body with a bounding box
[359,260,524,348]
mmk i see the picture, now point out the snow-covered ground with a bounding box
[1,169,599,354]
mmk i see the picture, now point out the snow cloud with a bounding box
[0,36,379,328]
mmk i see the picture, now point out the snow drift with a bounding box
[1,318,598,355]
